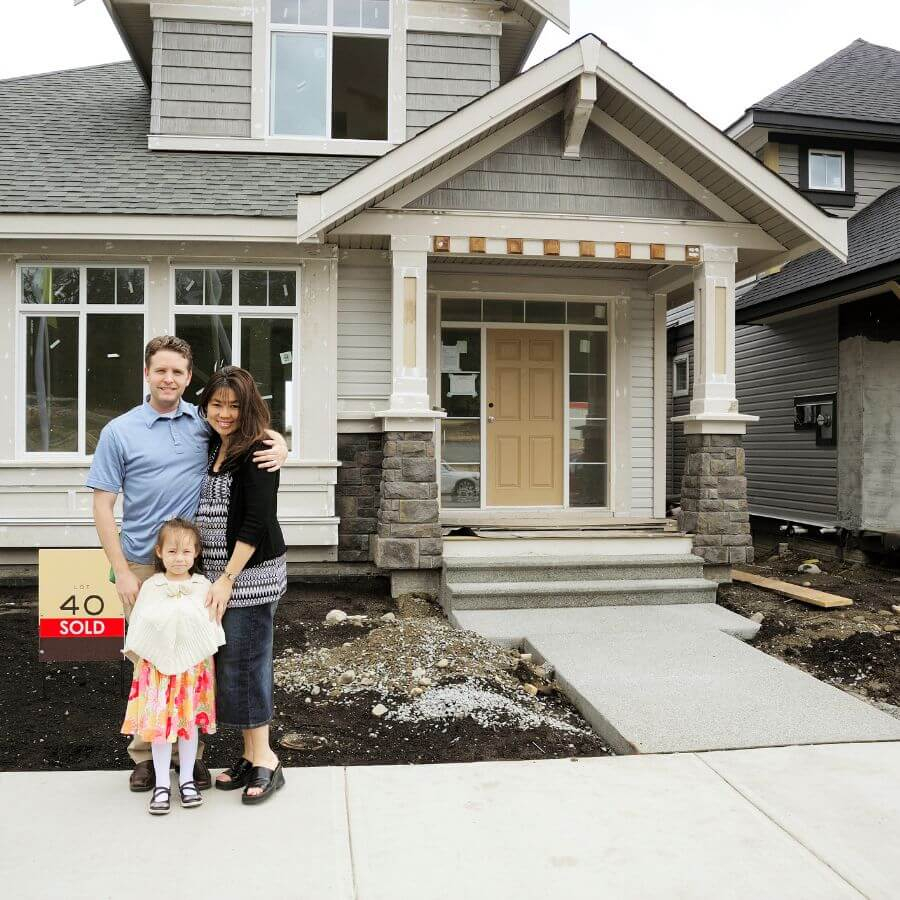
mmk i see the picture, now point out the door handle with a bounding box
[487,416,496,423]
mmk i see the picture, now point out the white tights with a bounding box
[151,730,199,796]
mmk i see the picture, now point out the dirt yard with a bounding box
[0,581,610,772]
[719,549,900,715]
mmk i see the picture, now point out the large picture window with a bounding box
[172,267,300,450]
[269,0,389,139]
[18,265,147,456]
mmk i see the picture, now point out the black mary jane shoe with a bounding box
[178,780,203,809]
[149,786,171,816]
[215,757,254,791]
[241,763,286,805]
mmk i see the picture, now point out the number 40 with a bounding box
[60,595,105,616]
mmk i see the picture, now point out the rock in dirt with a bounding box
[801,581,812,587]
[325,609,348,625]
[519,652,533,663]
[436,658,449,669]
[798,563,821,574]
[521,683,538,696]
[892,605,900,614]
[280,732,328,751]
[372,703,388,718]
[380,612,397,624]
[339,670,356,685]
[750,612,765,623]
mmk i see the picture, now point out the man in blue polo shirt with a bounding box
[87,334,287,791]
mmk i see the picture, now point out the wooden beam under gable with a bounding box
[563,73,597,159]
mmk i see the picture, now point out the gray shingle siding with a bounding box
[409,117,719,219]
[406,31,497,139]
[0,62,372,217]
[151,19,252,138]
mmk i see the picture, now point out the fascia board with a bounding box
[297,40,586,242]
[522,0,570,31]
[591,42,848,263]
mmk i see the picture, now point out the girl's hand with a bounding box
[207,576,233,624]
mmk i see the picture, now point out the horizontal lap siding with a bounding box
[152,19,251,137]
[736,310,839,525]
[406,32,497,139]
[337,261,392,402]
[778,144,799,187]
[410,118,717,219]
[631,298,654,516]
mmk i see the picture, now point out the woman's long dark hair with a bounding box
[198,366,271,470]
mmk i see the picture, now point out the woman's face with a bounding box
[206,387,241,438]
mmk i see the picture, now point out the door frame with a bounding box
[435,292,616,512]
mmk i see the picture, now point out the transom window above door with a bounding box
[269,0,390,140]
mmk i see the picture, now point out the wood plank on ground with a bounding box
[731,569,853,608]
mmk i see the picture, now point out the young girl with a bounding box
[121,518,225,815]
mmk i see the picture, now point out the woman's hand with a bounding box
[206,576,233,624]
[253,429,288,472]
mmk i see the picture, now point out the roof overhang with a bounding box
[298,34,848,269]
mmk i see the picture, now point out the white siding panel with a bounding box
[337,260,392,402]
[630,297,655,515]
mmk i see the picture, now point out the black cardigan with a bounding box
[208,439,286,570]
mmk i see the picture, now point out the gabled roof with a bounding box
[735,185,900,320]
[298,35,847,267]
[0,62,371,217]
[751,39,900,125]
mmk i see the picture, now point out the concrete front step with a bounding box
[443,554,706,585]
[443,577,718,610]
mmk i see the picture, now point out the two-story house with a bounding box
[0,1,846,604]
[667,39,900,558]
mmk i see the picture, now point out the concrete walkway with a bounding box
[2,743,898,899]
[452,604,900,753]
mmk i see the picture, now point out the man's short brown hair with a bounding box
[144,335,193,370]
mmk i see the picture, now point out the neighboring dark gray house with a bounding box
[667,39,900,550]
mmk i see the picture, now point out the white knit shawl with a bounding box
[124,574,226,675]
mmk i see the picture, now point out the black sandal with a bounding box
[215,757,253,791]
[149,786,171,816]
[241,763,286,805]
[178,780,203,808]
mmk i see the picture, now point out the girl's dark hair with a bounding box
[197,366,271,470]
[153,517,203,575]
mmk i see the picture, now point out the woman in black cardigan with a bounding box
[196,366,287,805]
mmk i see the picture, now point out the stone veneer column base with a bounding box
[336,434,383,562]
[371,431,442,574]
[680,433,754,566]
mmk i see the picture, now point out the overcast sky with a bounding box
[2,0,899,129]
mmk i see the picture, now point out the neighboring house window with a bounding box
[808,150,845,191]
[269,0,390,140]
[672,353,690,397]
[172,267,299,450]
[18,265,147,456]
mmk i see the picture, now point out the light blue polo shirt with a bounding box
[86,399,212,564]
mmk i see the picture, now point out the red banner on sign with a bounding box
[39,618,125,639]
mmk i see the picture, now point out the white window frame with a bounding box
[437,295,614,512]
[808,149,846,192]
[672,352,690,398]
[168,264,302,458]
[263,0,402,147]
[15,263,149,461]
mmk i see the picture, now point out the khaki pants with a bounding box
[123,561,205,765]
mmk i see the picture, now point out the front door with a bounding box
[486,329,563,506]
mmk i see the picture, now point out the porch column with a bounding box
[672,246,758,572]
[372,235,443,594]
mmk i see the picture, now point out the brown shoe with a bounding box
[129,759,154,793]
[194,757,212,791]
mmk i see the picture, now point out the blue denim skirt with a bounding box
[215,600,278,729]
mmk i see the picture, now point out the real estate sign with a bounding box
[38,549,124,661]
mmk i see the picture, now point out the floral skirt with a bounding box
[121,657,217,744]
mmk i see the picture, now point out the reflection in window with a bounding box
[271,31,328,136]
[22,266,79,305]
[175,315,233,399]
[26,317,79,452]
[87,267,145,305]
[441,326,481,507]
[568,329,608,507]
[241,318,295,448]
[86,315,145,452]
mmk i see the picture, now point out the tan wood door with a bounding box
[486,329,564,506]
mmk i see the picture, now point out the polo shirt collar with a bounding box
[141,397,198,428]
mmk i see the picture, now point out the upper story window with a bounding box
[808,150,845,191]
[269,1,390,140]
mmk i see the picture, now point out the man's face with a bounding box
[144,350,192,408]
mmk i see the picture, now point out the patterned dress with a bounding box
[121,657,216,743]
[195,461,287,607]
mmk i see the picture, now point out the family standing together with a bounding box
[87,335,289,814]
